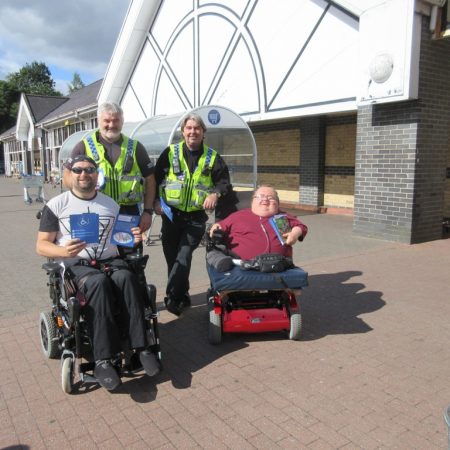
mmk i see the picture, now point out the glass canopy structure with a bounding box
[60,105,257,188]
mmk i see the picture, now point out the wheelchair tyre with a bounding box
[289,312,302,341]
[61,357,74,394]
[208,310,222,344]
[39,311,59,359]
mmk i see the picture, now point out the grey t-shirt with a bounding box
[39,190,120,263]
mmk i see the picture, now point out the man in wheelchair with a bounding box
[207,184,308,269]
[204,185,309,344]
[36,155,159,391]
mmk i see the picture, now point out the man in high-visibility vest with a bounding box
[154,113,231,316]
[65,102,156,235]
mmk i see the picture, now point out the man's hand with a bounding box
[284,226,303,246]
[131,226,143,244]
[209,223,222,237]
[203,192,219,211]
[65,238,86,257]
[139,211,153,232]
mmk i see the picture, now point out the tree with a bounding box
[0,62,62,133]
[0,80,19,133]
[6,61,62,96]
[68,72,85,93]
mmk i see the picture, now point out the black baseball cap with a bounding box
[64,155,98,169]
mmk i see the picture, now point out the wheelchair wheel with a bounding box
[289,312,302,340]
[61,357,74,394]
[208,310,222,344]
[39,311,60,359]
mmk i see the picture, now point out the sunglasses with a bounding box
[71,166,97,174]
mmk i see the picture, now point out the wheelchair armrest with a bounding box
[125,253,149,272]
[125,253,149,263]
[42,261,61,274]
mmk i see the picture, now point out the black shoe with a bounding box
[139,349,160,377]
[164,297,182,316]
[94,360,121,391]
[181,293,191,308]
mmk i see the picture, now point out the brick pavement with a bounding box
[1,176,450,449]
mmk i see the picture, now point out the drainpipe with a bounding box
[39,125,50,182]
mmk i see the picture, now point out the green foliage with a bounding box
[0,61,62,133]
[6,61,62,96]
[68,72,85,93]
[0,80,20,133]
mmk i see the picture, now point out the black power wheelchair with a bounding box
[39,252,161,394]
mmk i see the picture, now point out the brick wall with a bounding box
[324,121,356,208]
[354,16,450,243]
[443,125,450,218]
[251,117,358,208]
[251,123,301,202]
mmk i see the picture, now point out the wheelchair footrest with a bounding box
[78,361,98,384]
[79,361,95,374]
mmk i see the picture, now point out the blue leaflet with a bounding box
[160,197,173,222]
[111,214,140,247]
[70,213,100,244]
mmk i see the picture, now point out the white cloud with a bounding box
[0,0,130,89]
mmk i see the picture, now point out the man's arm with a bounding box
[134,142,156,232]
[36,231,86,258]
[283,216,308,246]
[284,226,304,246]
[203,154,231,210]
[139,173,156,232]
[152,147,170,215]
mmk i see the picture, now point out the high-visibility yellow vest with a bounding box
[84,132,144,205]
[161,141,217,212]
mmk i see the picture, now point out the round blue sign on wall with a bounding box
[208,109,221,125]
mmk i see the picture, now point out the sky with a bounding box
[0,0,131,95]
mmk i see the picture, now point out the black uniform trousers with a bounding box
[160,213,205,301]
[68,258,147,361]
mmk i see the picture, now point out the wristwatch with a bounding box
[143,208,154,215]
[212,192,221,198]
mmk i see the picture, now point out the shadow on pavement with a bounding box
[123,271,384,401]
[36,271,385,403]
[300,270,385,340]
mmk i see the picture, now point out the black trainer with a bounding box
[164,296,182,316]
[139,349,160,377]
[94,360,121,391]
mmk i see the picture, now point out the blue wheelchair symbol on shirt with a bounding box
[208,109,221,125]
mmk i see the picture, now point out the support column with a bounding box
[299,116,325,207]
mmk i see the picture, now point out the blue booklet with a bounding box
[160,197,173,222]
[269,214,291,246]
[70,213,100,244]
[111,214,140,247]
